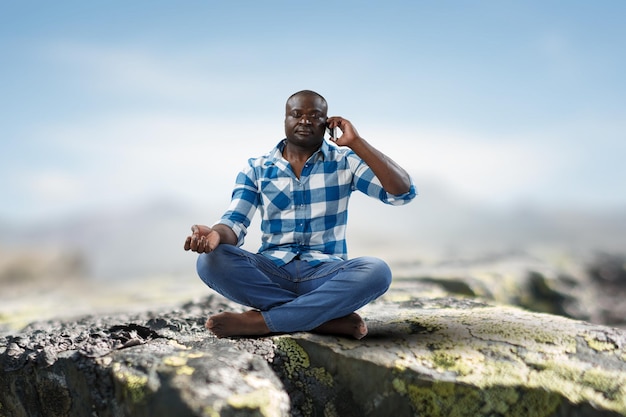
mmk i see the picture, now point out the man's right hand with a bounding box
[184,224,221,253]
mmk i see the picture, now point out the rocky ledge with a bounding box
[2,288,626,417]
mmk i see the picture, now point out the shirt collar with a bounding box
[271,139,332,164]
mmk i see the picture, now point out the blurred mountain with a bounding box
[1,184,625,282]
[0,199,214,281]
[347,181,626,263]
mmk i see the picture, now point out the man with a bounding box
[184,90,416,339]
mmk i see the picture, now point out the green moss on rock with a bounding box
[395,380,561,417]
[274,338,310,378]
[273,337,339,417]
[112,363,150,405]
[228,388,282,417]
[584,334,618,352]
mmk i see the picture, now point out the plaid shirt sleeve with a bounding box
[347,150,417,205]
[213,159,260,247]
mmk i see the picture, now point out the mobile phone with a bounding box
[326,123,336,141]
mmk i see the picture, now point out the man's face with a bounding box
[284,93,328,148]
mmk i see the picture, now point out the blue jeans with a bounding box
[196,244,392,333]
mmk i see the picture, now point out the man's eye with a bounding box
[289,111,324,120]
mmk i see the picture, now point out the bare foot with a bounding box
[313,313,368,339]
[205,310,270,338]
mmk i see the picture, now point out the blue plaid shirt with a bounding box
[216,139,416,266]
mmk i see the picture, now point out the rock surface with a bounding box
[2,288,626,417]
[1,297,289,417]
[391,251,626,329]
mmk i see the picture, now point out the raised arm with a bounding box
[327,116,412,195]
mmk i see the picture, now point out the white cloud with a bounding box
[366,126,564,207]
[25,113,276,214]
[42,41,233,101]
[24,170,84,201]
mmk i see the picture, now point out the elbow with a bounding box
[387,175,413,196]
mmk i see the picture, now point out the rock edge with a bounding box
[2,295,626,417]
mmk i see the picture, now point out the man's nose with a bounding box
[298,116,312,124]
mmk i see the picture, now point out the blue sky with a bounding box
[2,1,625,222]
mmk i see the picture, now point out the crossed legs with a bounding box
[196,245,391,339]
